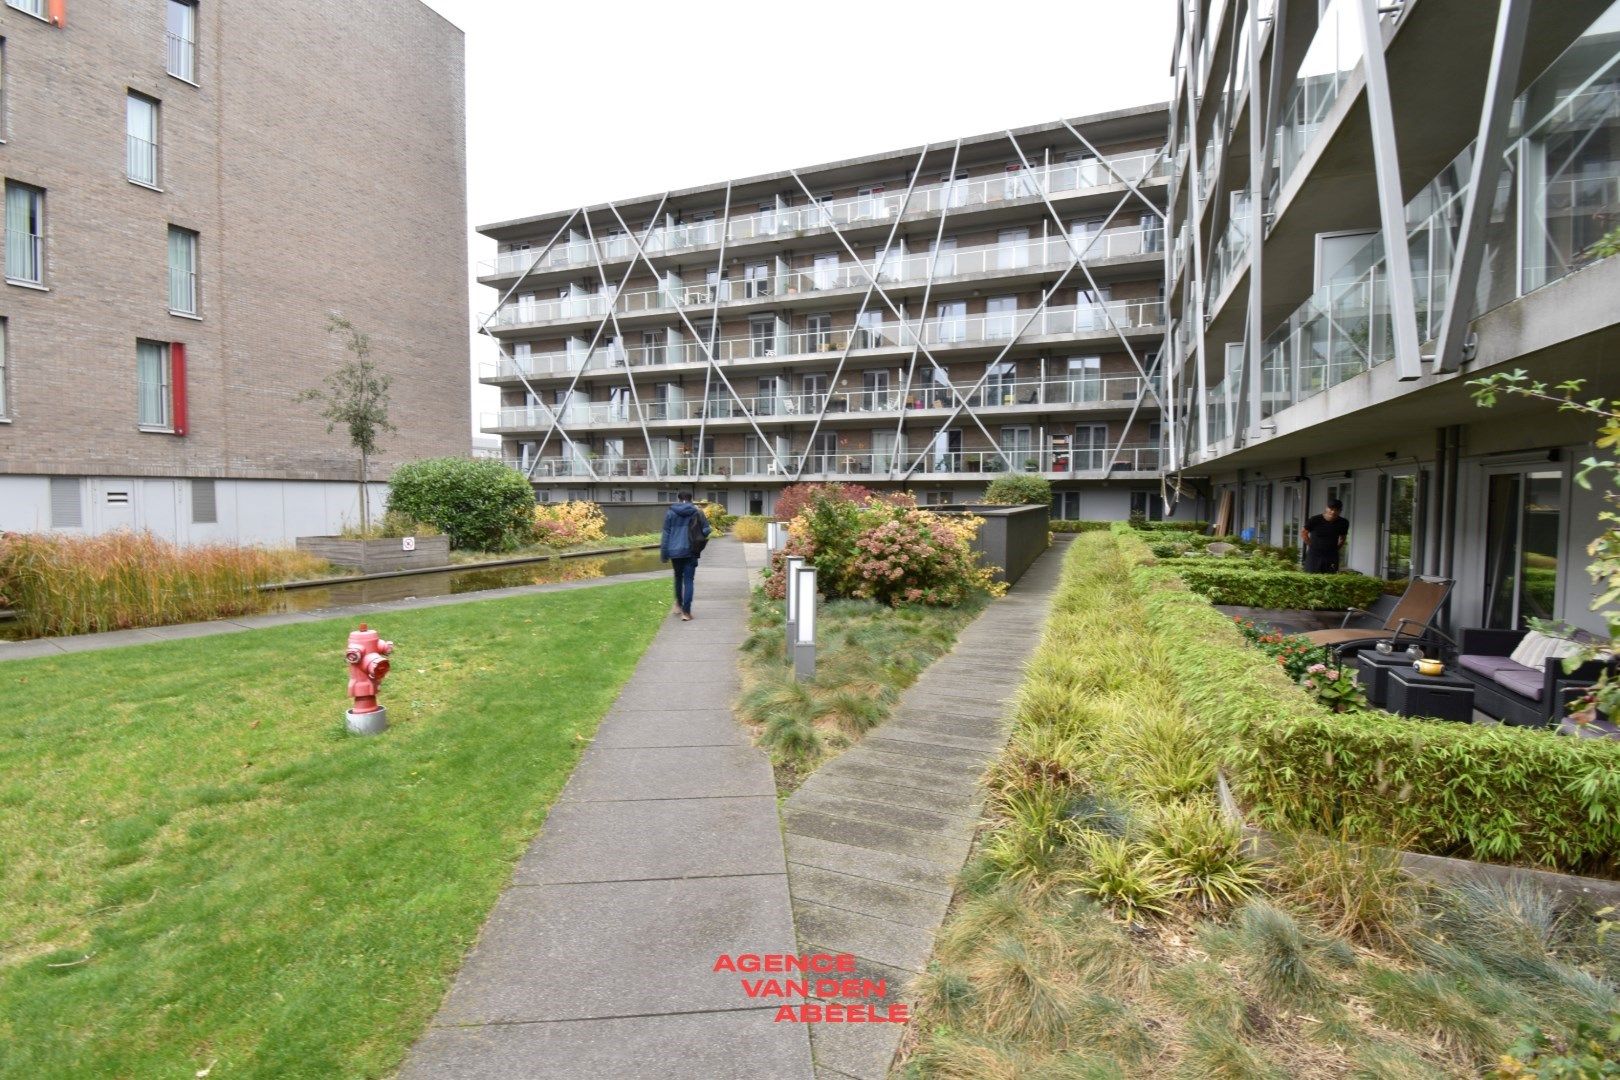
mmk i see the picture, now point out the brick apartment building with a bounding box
[475,105,1193,522]
[0,0,469,543]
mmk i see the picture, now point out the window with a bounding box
[191,478,217,524]
[168,226,197,314]
[805,313,832,352]
[749,316,777,358]
[0,317,7,417]
[5,181,43,284]
[137,340,173,429]
[50,477,82,528]
[6,0,45,19]
[167,0,197,82]
[127,92,160,186]
[986,297,1017,340]
[0,40,8,142]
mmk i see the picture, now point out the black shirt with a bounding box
[1303,514,1349,555]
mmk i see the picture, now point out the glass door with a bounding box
[1075,424,1107,472]
[1484,470,1563,629]
[1000,426,1035,471]
[1379,472,1418,580]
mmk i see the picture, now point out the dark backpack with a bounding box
[686,511,709,556]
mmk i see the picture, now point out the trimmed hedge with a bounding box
[1165,563,1384,610]
[387,458,536,552]
[1049,519,1114,533]
[983,473,1053,506]
[1135,520,1211,534]
[1109,527,1620,875]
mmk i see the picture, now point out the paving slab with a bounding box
[780,808,968,867]
[433,874,794,1024]
[512,796,783,884]
[778,544,1064,1080]
[562,744,774,802]
[407,1008,810,1080]
[787,862,952,930]
[589,709,751,748]
[788,789,978,841]
[784,834,958,897]
[400,539,810,1078]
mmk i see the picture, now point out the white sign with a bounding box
[402,536,416,552]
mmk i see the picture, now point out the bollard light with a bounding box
[792,565,817,680]
[783,555,805,660]
[766,521,784,552]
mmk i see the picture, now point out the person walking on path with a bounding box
[660,492,711,621]
[1301,499,1350,573]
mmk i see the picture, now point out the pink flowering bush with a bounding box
[765,488,1002,606]
[1299,661,1368,714]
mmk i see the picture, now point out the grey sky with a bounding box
[414,0,1176,433]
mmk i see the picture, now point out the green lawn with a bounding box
[0,579,668,1079]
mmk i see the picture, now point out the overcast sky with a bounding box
[414,0,1177,435]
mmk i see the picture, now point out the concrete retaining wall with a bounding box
[295,534,451,573]
[932,504,1051,586]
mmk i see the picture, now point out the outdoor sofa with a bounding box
[1453,626,1607,728]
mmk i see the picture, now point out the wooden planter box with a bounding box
[295,534,451,574]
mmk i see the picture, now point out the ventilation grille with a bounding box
[49,477,83,527]
[191,478,217,524]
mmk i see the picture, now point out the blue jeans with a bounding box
[671,556,697,614]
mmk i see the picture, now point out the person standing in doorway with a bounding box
[660,492,711,621]
[1301,499,1349,573]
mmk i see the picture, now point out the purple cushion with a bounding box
[1493,667,1545,702]
[1458,655,1522,679]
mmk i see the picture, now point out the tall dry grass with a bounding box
[0,531,329,638]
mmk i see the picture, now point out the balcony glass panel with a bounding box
[1274,0,1365,196]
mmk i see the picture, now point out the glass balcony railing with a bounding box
[1252,0,1620,424]
[478,150,1167,277]
[481,300,1165,382]
[480,228,1163,329]
[1273,0,1366,199]
[1204,205,1253,309]
[482,374,1150,432]
[501,446,1163,481]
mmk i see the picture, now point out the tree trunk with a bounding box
[359,449,370,534]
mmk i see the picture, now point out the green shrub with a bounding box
[1165,563,1385,610]
[984,473,1053,506]
[1115,529,1620,875]
[337,509,441,540]
[387,457,536,551]
[1136,520,1211,534]
[1049,520,1115,533]
[695,500,733,532]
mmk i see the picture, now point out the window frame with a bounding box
[168,224,199,316]
[0,316,8,419]
[5,180,45,286]
[166,0,199,85]
[136,339,174,431]
[126,91,162,188]
[5,0,47,22]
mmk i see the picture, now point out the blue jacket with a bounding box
[660,501,711,561]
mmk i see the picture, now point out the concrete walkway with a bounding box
[400,538,814,1080]
[0,570,665,663]
[780,545,1064,1080]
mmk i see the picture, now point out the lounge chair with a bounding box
[1300,576,1453,656]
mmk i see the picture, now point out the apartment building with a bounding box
[476,106,1188,521]
[0,0,469,543]
[1165,0,1620,634]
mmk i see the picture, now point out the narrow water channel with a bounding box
[0,549,666,640]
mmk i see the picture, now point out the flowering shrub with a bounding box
[765,488,1002,606]
[532,500,606,547]
[1232,616,1333,680]
[1299,662,1368,713]
[772,482,915,522]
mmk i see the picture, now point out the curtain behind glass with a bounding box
[5,184,38,282]
[169,228,195,311]
[137,341,169,427]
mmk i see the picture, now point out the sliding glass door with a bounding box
[1484,470,1563,629]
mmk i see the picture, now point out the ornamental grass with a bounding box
[0,530,329,638]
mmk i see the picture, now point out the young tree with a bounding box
[300,314,396,532]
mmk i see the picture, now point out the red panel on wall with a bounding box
[47,0,64,27]
[171,342,188,436]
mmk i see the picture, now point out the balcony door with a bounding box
[1074,424,1107,472]
[862,369,892,412]
[812,254,840,291]
[931,429,963,472]
[1484,469,1563,630]
[985,297,1017,340]
[1000,426,1034,471]
[1066,356,1102,403]
[936,300,966,343]
[997,228,1030,270]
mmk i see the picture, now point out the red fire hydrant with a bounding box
[344,623,394,734]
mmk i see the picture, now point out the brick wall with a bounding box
[0,0,468,483]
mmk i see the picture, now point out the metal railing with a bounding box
[481,228,1163,329]
[478,150,1167,277]
[127,135,159,187]
[166,32,197,81]
[501,445,1163,480]
[481,299,1164,382]
[5,233,43,284]
[481,374,1150,432]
